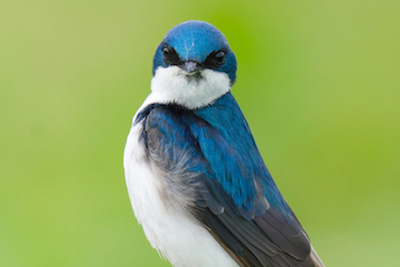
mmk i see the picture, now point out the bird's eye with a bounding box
[163,46,181,65]
[214,51,225,63]
[204,50,226,69]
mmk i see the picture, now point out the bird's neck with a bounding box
[150,66,231,109]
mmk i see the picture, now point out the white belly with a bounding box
[123,122,239,267]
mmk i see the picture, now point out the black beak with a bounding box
[181,61,203,74]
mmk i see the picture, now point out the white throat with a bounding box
[150,66,231,109]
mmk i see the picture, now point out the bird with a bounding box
[123,20,325,267]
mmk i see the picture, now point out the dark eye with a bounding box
[204,50,226,69]
[214,51,226,63]
[163,46,181,65]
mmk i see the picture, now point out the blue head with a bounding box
[153,20,237,85]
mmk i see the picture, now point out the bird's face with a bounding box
[150,21,237,109]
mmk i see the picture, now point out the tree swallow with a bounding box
[124,20,325,267]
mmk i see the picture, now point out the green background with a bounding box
[1,0,399,266]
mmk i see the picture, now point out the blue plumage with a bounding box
[192,92,289,214]
[124,20,324,267]
[137,91,291,217]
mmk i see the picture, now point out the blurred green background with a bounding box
[1,0,399,266]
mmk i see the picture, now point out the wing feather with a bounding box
[137,92,323,266]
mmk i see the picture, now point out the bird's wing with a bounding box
[136,92,322,267]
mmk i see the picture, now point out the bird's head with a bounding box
[153,20,237,84]
[151,20,237,109]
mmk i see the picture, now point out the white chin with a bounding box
[149,66,231,109]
